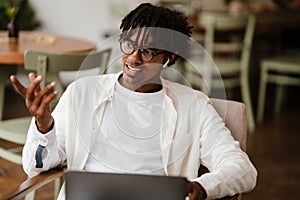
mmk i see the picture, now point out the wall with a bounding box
[28,0,232,43]
[27,0,230,73]
[29,0,154,44]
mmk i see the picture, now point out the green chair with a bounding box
[256,56,300,123]
[185,12,256,132]
[0,48,111,200]
[157,0,193,8]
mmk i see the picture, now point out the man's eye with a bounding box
[126,42,134,48]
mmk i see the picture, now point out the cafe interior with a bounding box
[0,0,300,199]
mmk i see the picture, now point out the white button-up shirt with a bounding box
[22,73,257,199]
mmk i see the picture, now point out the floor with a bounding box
[0,84,300,200]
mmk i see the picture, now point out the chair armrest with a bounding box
[3,166,65,200]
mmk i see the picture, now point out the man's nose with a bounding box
[129,49,142,63]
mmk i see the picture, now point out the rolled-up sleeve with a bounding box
[22,118,63,177]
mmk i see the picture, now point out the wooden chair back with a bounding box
[24,48,111,96]
[185,12,256,132]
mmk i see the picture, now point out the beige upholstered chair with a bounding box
[0,48,111,200]
[201,98,248,200]
[3,98,248,200]
[256,56,300,123]
[185,12,256,133]
[210,98,247,151]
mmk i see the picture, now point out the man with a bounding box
[10,3,257,200]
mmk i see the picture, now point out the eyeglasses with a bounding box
[120,40,165,62]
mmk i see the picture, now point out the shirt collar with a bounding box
[94,71,172,106]
[94,71,122,106]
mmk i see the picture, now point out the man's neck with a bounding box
[135,83,162,93]
[118,75,162,93]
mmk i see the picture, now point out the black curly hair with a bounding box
[119,3,193,66]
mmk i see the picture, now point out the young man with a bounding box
[10,3,257,200]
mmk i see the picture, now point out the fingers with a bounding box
[38,90,58,113]
[186,181,205,200]
[186,181,195,200]
[10,72,41,99]
[10,75,27,98]
[11,73,58,121]
[28,72,36,81]
[186,181,192,194]
[32,82,58,108]
[28,72,42,94]
[187,183,196,200]
[26,75,44,102]
[31,90,58,118]
[27,81,58,115]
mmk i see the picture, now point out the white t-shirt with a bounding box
[84,80,165,175]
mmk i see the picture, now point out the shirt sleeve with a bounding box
[22,118,65,177]
[194,101,257,199]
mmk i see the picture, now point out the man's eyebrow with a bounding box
[122,35,156,48]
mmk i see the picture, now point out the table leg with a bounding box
[0,65,17,121]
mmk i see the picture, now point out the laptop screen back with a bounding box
[65,171,188,200]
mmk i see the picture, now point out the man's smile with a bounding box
[126,63,142,72]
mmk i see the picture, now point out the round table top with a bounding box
[0,31,96,65]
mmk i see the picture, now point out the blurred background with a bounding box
[1,0,300,199]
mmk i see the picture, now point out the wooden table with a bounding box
[0,31,96,64]
[0,31,96,119]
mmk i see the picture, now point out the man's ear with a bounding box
[168,54,176,64]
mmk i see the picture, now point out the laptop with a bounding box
[65,171,188,200]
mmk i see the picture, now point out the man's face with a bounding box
[120,28,166,92]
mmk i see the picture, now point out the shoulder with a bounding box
[67,73,118,90]
[162,78,209,104]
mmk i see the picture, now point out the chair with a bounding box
[185,12,256,133]
[256,56,300,123]
[0,48,111,199]
[24,48,112,101]
[157,0,192,8]
[200,98,248,200]
[3,98,247,200]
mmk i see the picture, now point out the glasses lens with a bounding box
[140,49,155,62]
[120,41,134,55]
[120,41,164,62]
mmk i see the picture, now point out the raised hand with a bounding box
[10,73,58,133]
